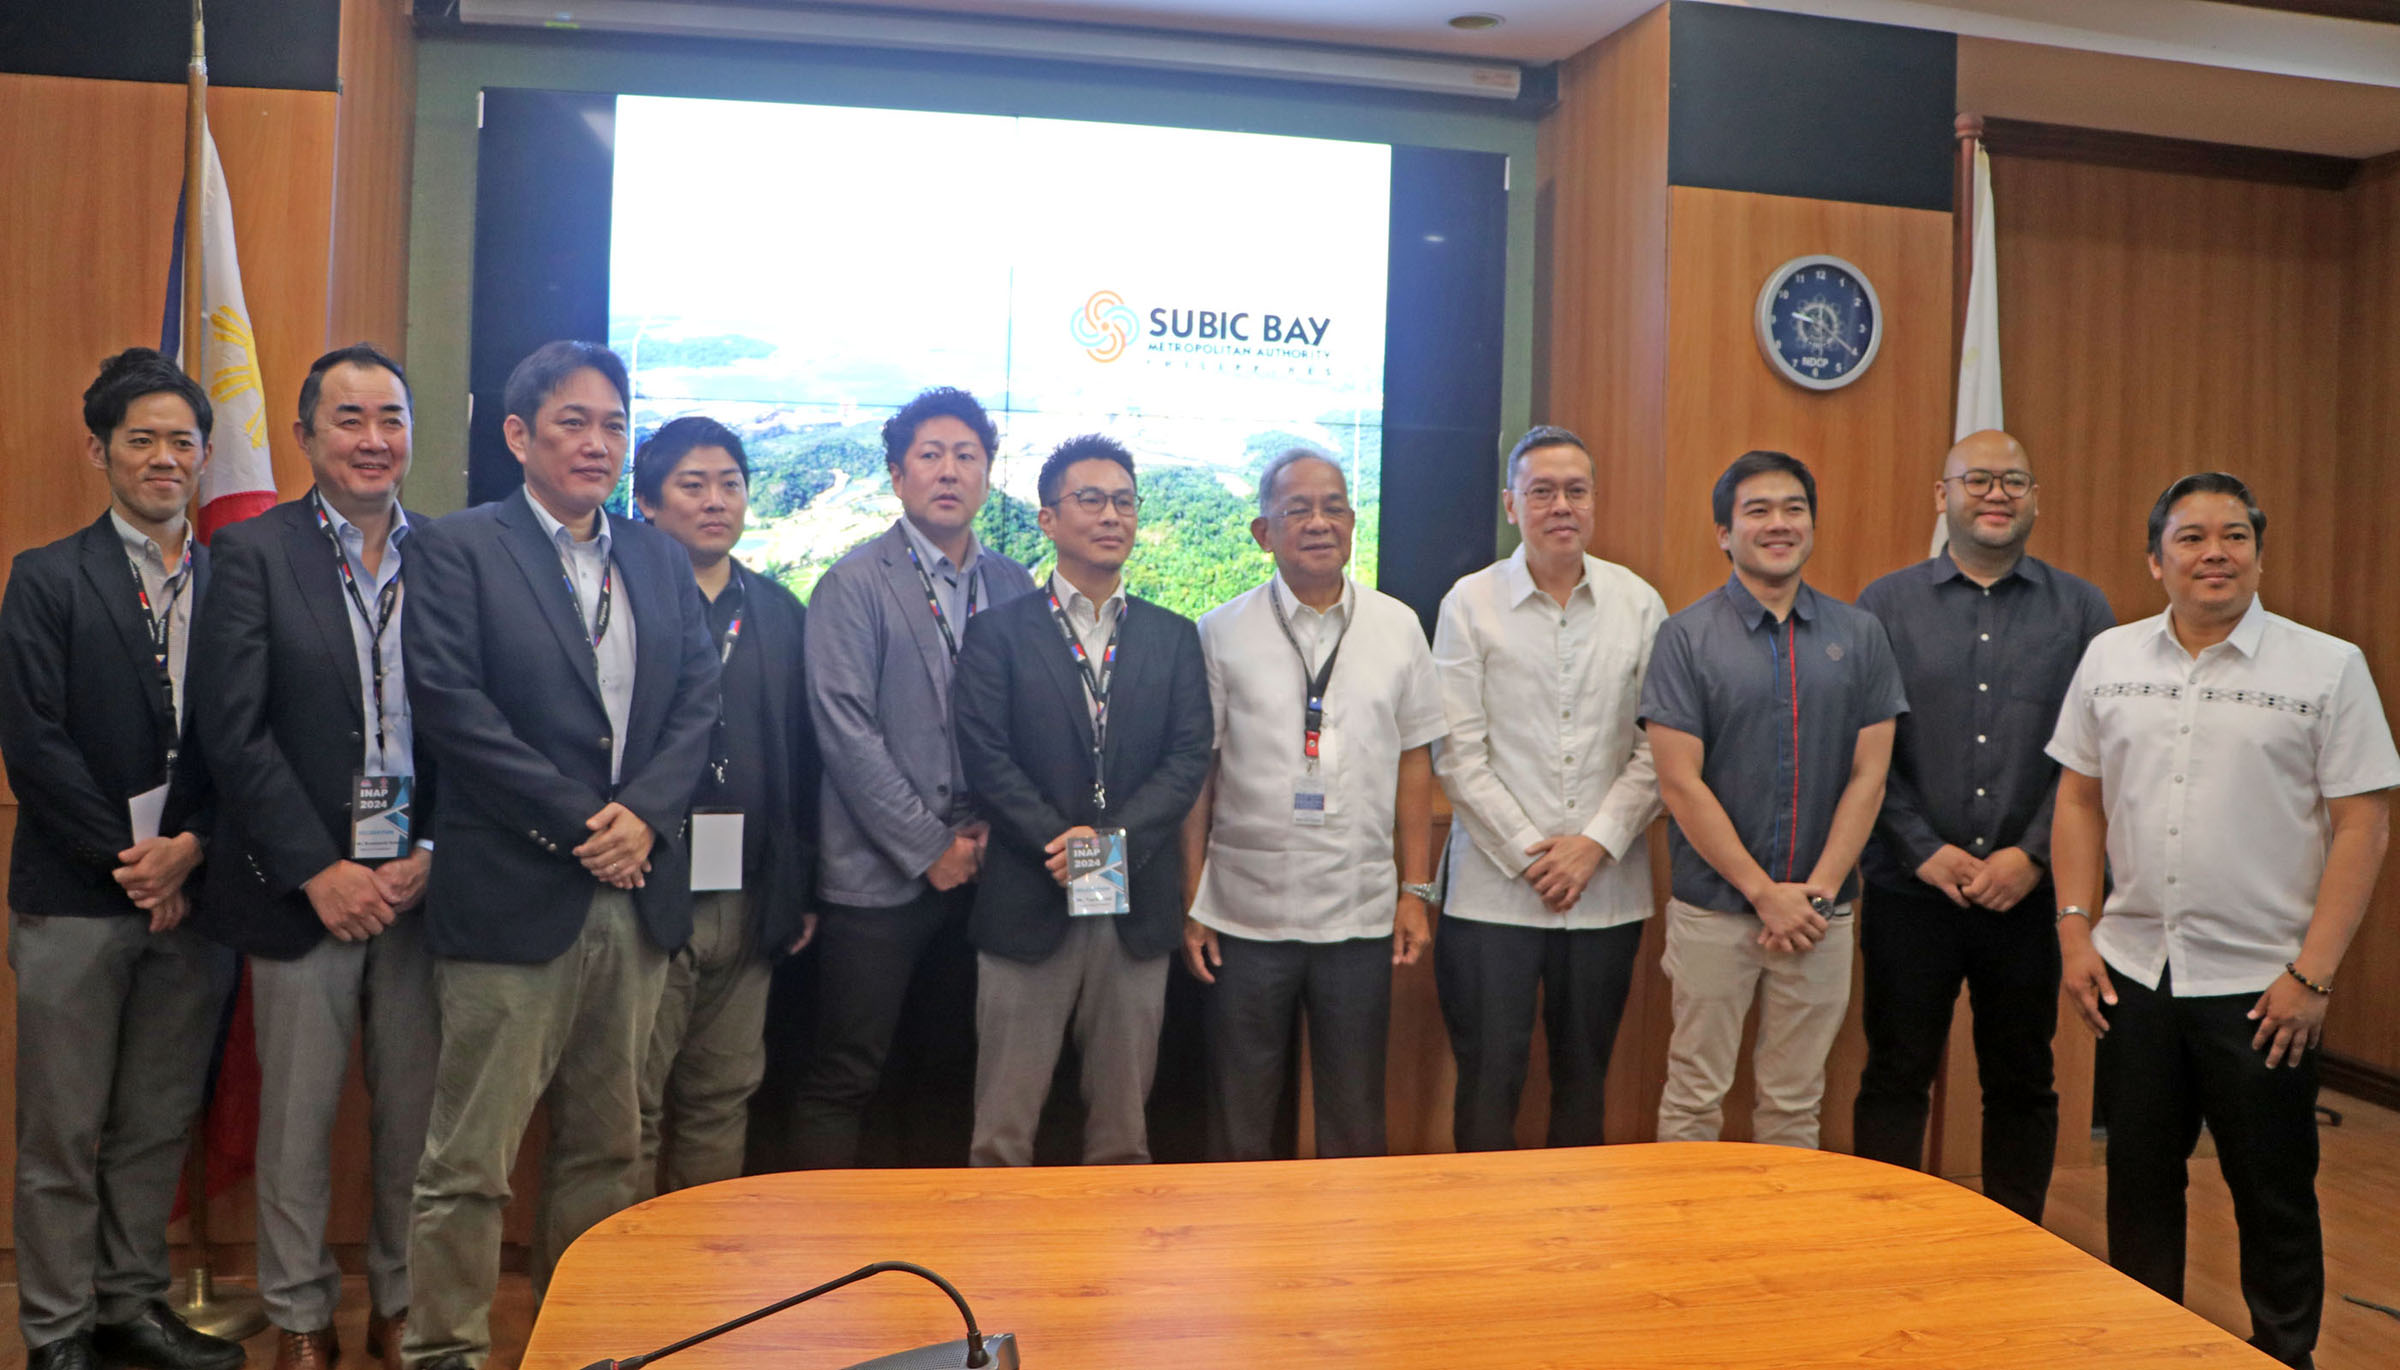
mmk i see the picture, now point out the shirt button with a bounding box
[1979,633,1989,642]
[2168,875,2178,885]
[1561,710,1572,720]
[2174,775,2184,783]
[1978,682,1989,692]
[2180,725,2190,734]
[1976,734,1987,744]
[1976,788,1986,797]
[2169,827,2179,836]
[1974,836,1987,845]
[1564,755,1575,764]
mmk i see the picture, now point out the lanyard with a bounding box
[311,493,405,764]
[122,536,191,728]
[707,574,747,787]
[1047,589,1125,810]
[1267,580,1348,769]
[904,539,979,660]
[561,549,614,648]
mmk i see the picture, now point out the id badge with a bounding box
[690,809,745,892]
[350,773,412,860]
[1067,827,1130,917]
[1292,767,1328,827]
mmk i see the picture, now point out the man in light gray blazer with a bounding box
[789,388,1036,1167]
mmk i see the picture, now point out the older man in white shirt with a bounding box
[1430,426,1668,1152]
[2050,472,2396,1370]
[1181,450,1444,1161]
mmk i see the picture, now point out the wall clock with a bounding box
[1754,255,1882,391]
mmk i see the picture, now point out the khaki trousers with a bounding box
[402,890,667,1370]
[637,889,769,1197]
[1655,898,1854,1148]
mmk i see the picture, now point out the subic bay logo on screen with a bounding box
[1069,290,1141,363]
[1069,289,1338,374]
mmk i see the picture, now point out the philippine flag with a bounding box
[161,129,276,543]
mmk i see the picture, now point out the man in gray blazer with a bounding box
[790,388,1036,1167]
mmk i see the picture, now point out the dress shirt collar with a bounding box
[1499,542,1594,609]
[1927,547,2048,588]
[1721,571,1818,630]
[316,491,410,557]
[1049,569,1124,626]
[898,515,981,581]
[2144,594,2270,662]
[109,508,189,572]
[523,485,611,558]
[1271,569,1353,627]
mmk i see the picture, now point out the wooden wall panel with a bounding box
[329,0,417,351]
[2328,155,2400,1077]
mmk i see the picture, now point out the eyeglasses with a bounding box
[1271,501,1356,522]
[1518,483,1595,508]
[1943,469,2034,499]
[1053,487,1142,517]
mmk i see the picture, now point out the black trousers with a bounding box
[784,886,977,1169]
[1852,881,2060,1222]
[1203,932,1391,1162]
[2099,964,2322,1369]
[1434,915,1643,1153]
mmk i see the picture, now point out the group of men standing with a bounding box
[3,337,2388,1370]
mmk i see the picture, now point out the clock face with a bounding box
[1754,255,1882,391]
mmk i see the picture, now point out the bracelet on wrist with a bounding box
[2284,962,2333,996]
[2054,905,2090,925]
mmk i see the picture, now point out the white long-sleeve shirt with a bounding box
[1432,545,1667,929]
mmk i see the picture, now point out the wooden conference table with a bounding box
[526,1144,2273,1369]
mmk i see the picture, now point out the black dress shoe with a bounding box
[29,1333,98,1370]
[90,1302,246,1370]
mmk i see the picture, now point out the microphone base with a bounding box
[840,1332,1018,1370]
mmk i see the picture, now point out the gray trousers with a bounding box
[252,910,439,1331]
[402,890,666,1370]
[636,890,768,1198]
[10,912,236,1347]
[971,920,1169,1167]
[1203,932,1391,1162]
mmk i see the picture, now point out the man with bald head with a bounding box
[1851,430,2113,1218]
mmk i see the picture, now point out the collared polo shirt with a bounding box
[1857,550,2114,890]
[2047,597,2400,996]
[1640,574,1908,914]
[1191,574,1444,942]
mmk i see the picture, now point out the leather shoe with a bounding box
[91,1302,247,1370]
[30,1333,99,1370]
[272,1328,336,1370]
[366,1311,406,1370]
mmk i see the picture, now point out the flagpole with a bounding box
[1949,113,1984,414]
[181,0,207,377]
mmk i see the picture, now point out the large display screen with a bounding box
[607,95,1393,616]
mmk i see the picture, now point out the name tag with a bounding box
[350,773,413,860]
[1292,769,1327,827]
[1068,827,1129,917]
[691,809,745,892]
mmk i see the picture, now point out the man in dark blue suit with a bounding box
[0,349,239,1370]
[398,342,718,1370]
[952,435,1212,1166]
[186,343,440,1370]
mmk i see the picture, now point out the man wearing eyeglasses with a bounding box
[1430,427,1667,1152]
[1178,449,1443,1161]
[1849,430,2113,1219]
[952,435,1213,1166]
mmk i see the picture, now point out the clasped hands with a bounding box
[305,849,431,941]
[113,831,204,933]
[1916,843,2042,912]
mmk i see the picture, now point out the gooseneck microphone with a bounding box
[573,1261,1017,1370]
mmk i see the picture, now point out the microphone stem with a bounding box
[619,1261,987,1369]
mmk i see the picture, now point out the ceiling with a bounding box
[672,0,2400,155]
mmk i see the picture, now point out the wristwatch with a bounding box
[1400,880,1441,906]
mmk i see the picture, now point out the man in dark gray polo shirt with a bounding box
[1851,430,2113,1220]
[1640,450,1906,1148]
